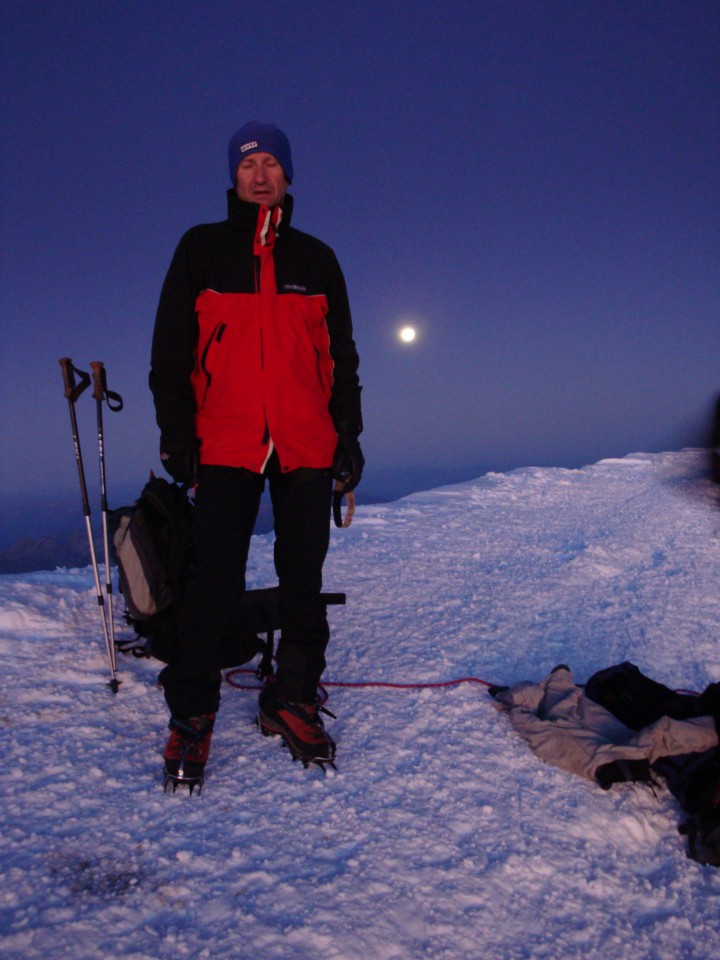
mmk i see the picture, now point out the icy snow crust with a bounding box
[1,449,720,959]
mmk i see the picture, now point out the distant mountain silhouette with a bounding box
[0,530,94,574]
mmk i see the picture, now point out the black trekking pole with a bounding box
[90,361,124,681]
[59,358,120,692]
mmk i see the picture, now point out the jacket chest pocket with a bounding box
[275,294,329,355]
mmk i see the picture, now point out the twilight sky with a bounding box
[1,0,718,541]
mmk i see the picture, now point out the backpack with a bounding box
[113,476,194,662]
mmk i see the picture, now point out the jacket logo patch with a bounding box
[283,284,307,293]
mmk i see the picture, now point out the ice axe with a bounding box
[332,470,355,529]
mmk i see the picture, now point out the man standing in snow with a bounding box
[150,121,363,787]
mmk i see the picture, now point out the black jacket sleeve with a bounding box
[324,252,363,435]
[149,233,200,452]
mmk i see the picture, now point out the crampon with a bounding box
[257,689,337,771]
[163,714,215,794]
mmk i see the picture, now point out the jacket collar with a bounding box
[225,189,294,232]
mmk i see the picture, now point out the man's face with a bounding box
[235,152,289,207]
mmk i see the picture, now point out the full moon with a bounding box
[399,325,417,344]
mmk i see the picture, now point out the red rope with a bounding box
[321,676,494,690]
[223,667,495,701]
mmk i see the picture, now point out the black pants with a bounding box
[161,460,333,717]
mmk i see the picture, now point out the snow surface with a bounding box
[2,449,720,960]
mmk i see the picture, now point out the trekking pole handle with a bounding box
[90,360,124,412]
[59,357,91,403]
[90,361,106,401]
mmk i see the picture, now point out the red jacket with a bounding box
[150,193,362,473]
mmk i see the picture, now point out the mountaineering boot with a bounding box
[163,713,216,793]
[257,688,336,767]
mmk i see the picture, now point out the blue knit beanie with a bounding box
[228,121,293,185]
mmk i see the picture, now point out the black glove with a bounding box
[160,442,198,486]
[331,425,364,492]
